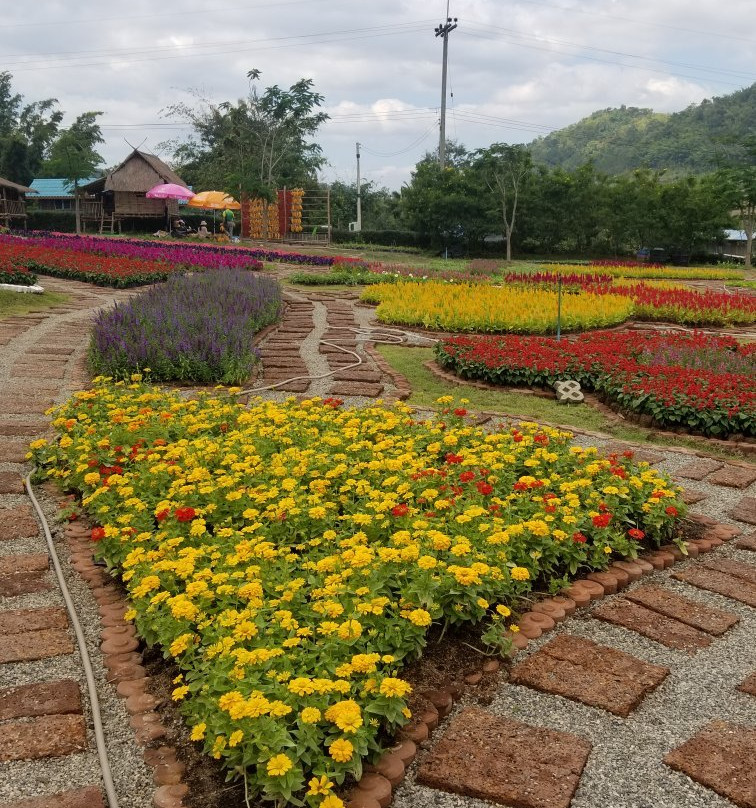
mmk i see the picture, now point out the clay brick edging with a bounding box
[363,341,412,401]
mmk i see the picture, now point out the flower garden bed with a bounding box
[88,269,282,384]
[32,385,684,806]
[360,278,756,330]
[361,281,634,333]
[21,231,361,269]
[435,331,756,438]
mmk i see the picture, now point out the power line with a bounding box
[5,21,434,72]
[459,25,754,88]
[360,123,438,157]
[465,20,755,81]
[0,0,339,29]
[511,0,756,46]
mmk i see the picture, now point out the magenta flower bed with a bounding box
[23,231,360,269]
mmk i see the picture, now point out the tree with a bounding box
[401,152,488,252]
[472,143,533,261]
[0,72,62,185]
[328,180,402,231]
[715,136,756,268]
[161,71,329,199]
[41,112,104,233]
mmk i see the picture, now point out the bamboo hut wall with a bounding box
[113,192,176,217]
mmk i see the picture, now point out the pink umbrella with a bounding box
[145,183,193,200]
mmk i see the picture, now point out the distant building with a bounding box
[0,176,36,227]
[29,178,99,211]
[722,229,754,261]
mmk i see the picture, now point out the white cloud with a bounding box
[2,0,753,188]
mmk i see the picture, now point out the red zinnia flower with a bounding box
[156,509,169,522]
[91,527,105,542]
[592,513,612,528]
[453,408,468,417]
[445,453,463,464]
[628,528,645,540]
[665,506,679,517]
[175,506,196,522]
[459,471,475,483]
[476,481,493,496]
[572,532,587,543]
[391,504,409,517]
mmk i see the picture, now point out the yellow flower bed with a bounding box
[361,281,634,332]
[32,382,684,806]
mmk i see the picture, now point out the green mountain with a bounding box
[528,83,756,174]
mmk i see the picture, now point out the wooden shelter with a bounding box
[80,150,188,233]
[0,176,36,228]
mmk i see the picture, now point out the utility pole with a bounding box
[435,9,458,169]
[355,141,362,232]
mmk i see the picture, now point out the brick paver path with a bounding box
[0,277,133,805]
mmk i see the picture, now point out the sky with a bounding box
[3,0,755,190]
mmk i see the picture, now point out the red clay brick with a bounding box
[707,466,756,489]
[738,672,756,697]
[417,706,591,808]
[681,488,708,505]
[0,504,39,540]
[675,459,724,480]
[0,571,51,598]
[732,498,756,526]
[701,557,756,585]
[673,566,756,608]
[0,714,87,761]
[736,532,756,551]
[0,787,104,808]
[328,382,385,397]
[0,440,30,463]
[332,369,383,383]
[0,607,68,635]
[0,553,49,576]
[0,471,24,494]
[0,421,47,437]
[591,598,712,652]
[510,634,668,717]
[0,628,74,663]
[0,680,82,721]
[664,720,756,808]
[625,584,738,636]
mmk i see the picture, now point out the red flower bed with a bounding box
[599,283,756,327]
[436,331,756,437]
[0,239,183,287]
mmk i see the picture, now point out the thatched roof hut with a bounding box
[81,149,188,220]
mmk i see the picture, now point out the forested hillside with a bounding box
[528,83,756,174]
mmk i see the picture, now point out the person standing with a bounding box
[223,208,235,240]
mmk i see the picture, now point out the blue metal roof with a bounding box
[30,178,99,198]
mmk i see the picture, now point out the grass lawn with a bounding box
[0,290,69,318]
[377,344,751,462]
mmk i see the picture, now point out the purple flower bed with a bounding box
[88,269,282,384]
[22,231,359,268]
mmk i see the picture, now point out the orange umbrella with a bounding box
[187,191,241,210]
